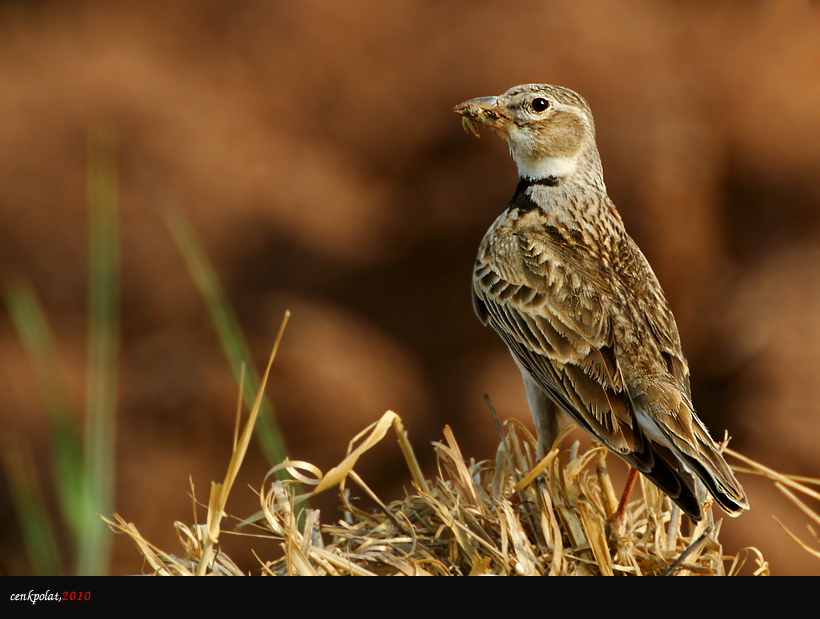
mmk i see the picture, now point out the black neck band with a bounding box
[518,176,559,190]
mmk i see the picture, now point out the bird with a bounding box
[454,84,749,522]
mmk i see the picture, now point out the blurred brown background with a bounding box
[1,0,819,575]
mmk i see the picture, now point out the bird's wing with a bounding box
[473,214,647,458]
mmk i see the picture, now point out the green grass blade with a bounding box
[165,210,289,471]
[4,281,85,544]
[78,134,119,575]
[0,441,63,575]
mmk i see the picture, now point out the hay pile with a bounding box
[106,340,820,575]
[252,415,756,576]
[106,408,778,575]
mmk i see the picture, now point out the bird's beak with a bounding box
[454,96,507,138]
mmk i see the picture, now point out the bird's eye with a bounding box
[531,97,550,113]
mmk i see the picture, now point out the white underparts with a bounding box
[636,409,671,446]
[513,153,579,180]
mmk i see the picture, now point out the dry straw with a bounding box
[103,321,819,575]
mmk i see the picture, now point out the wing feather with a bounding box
[474,220,642,455]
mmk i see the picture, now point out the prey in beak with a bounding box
[454,96,506,139]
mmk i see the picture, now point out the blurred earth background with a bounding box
[1,0,819,575]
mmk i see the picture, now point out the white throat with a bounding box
[514,154,579,181]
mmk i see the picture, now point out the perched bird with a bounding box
[455,84,749,521]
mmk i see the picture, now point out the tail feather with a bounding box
[681,433,749,517]
[624,443,703,521]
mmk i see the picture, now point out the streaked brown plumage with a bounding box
[455,84,749,521]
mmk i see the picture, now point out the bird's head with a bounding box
[455,84,599,183]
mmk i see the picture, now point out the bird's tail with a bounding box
[681,418,749,517]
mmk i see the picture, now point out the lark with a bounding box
[455,84,748,521]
